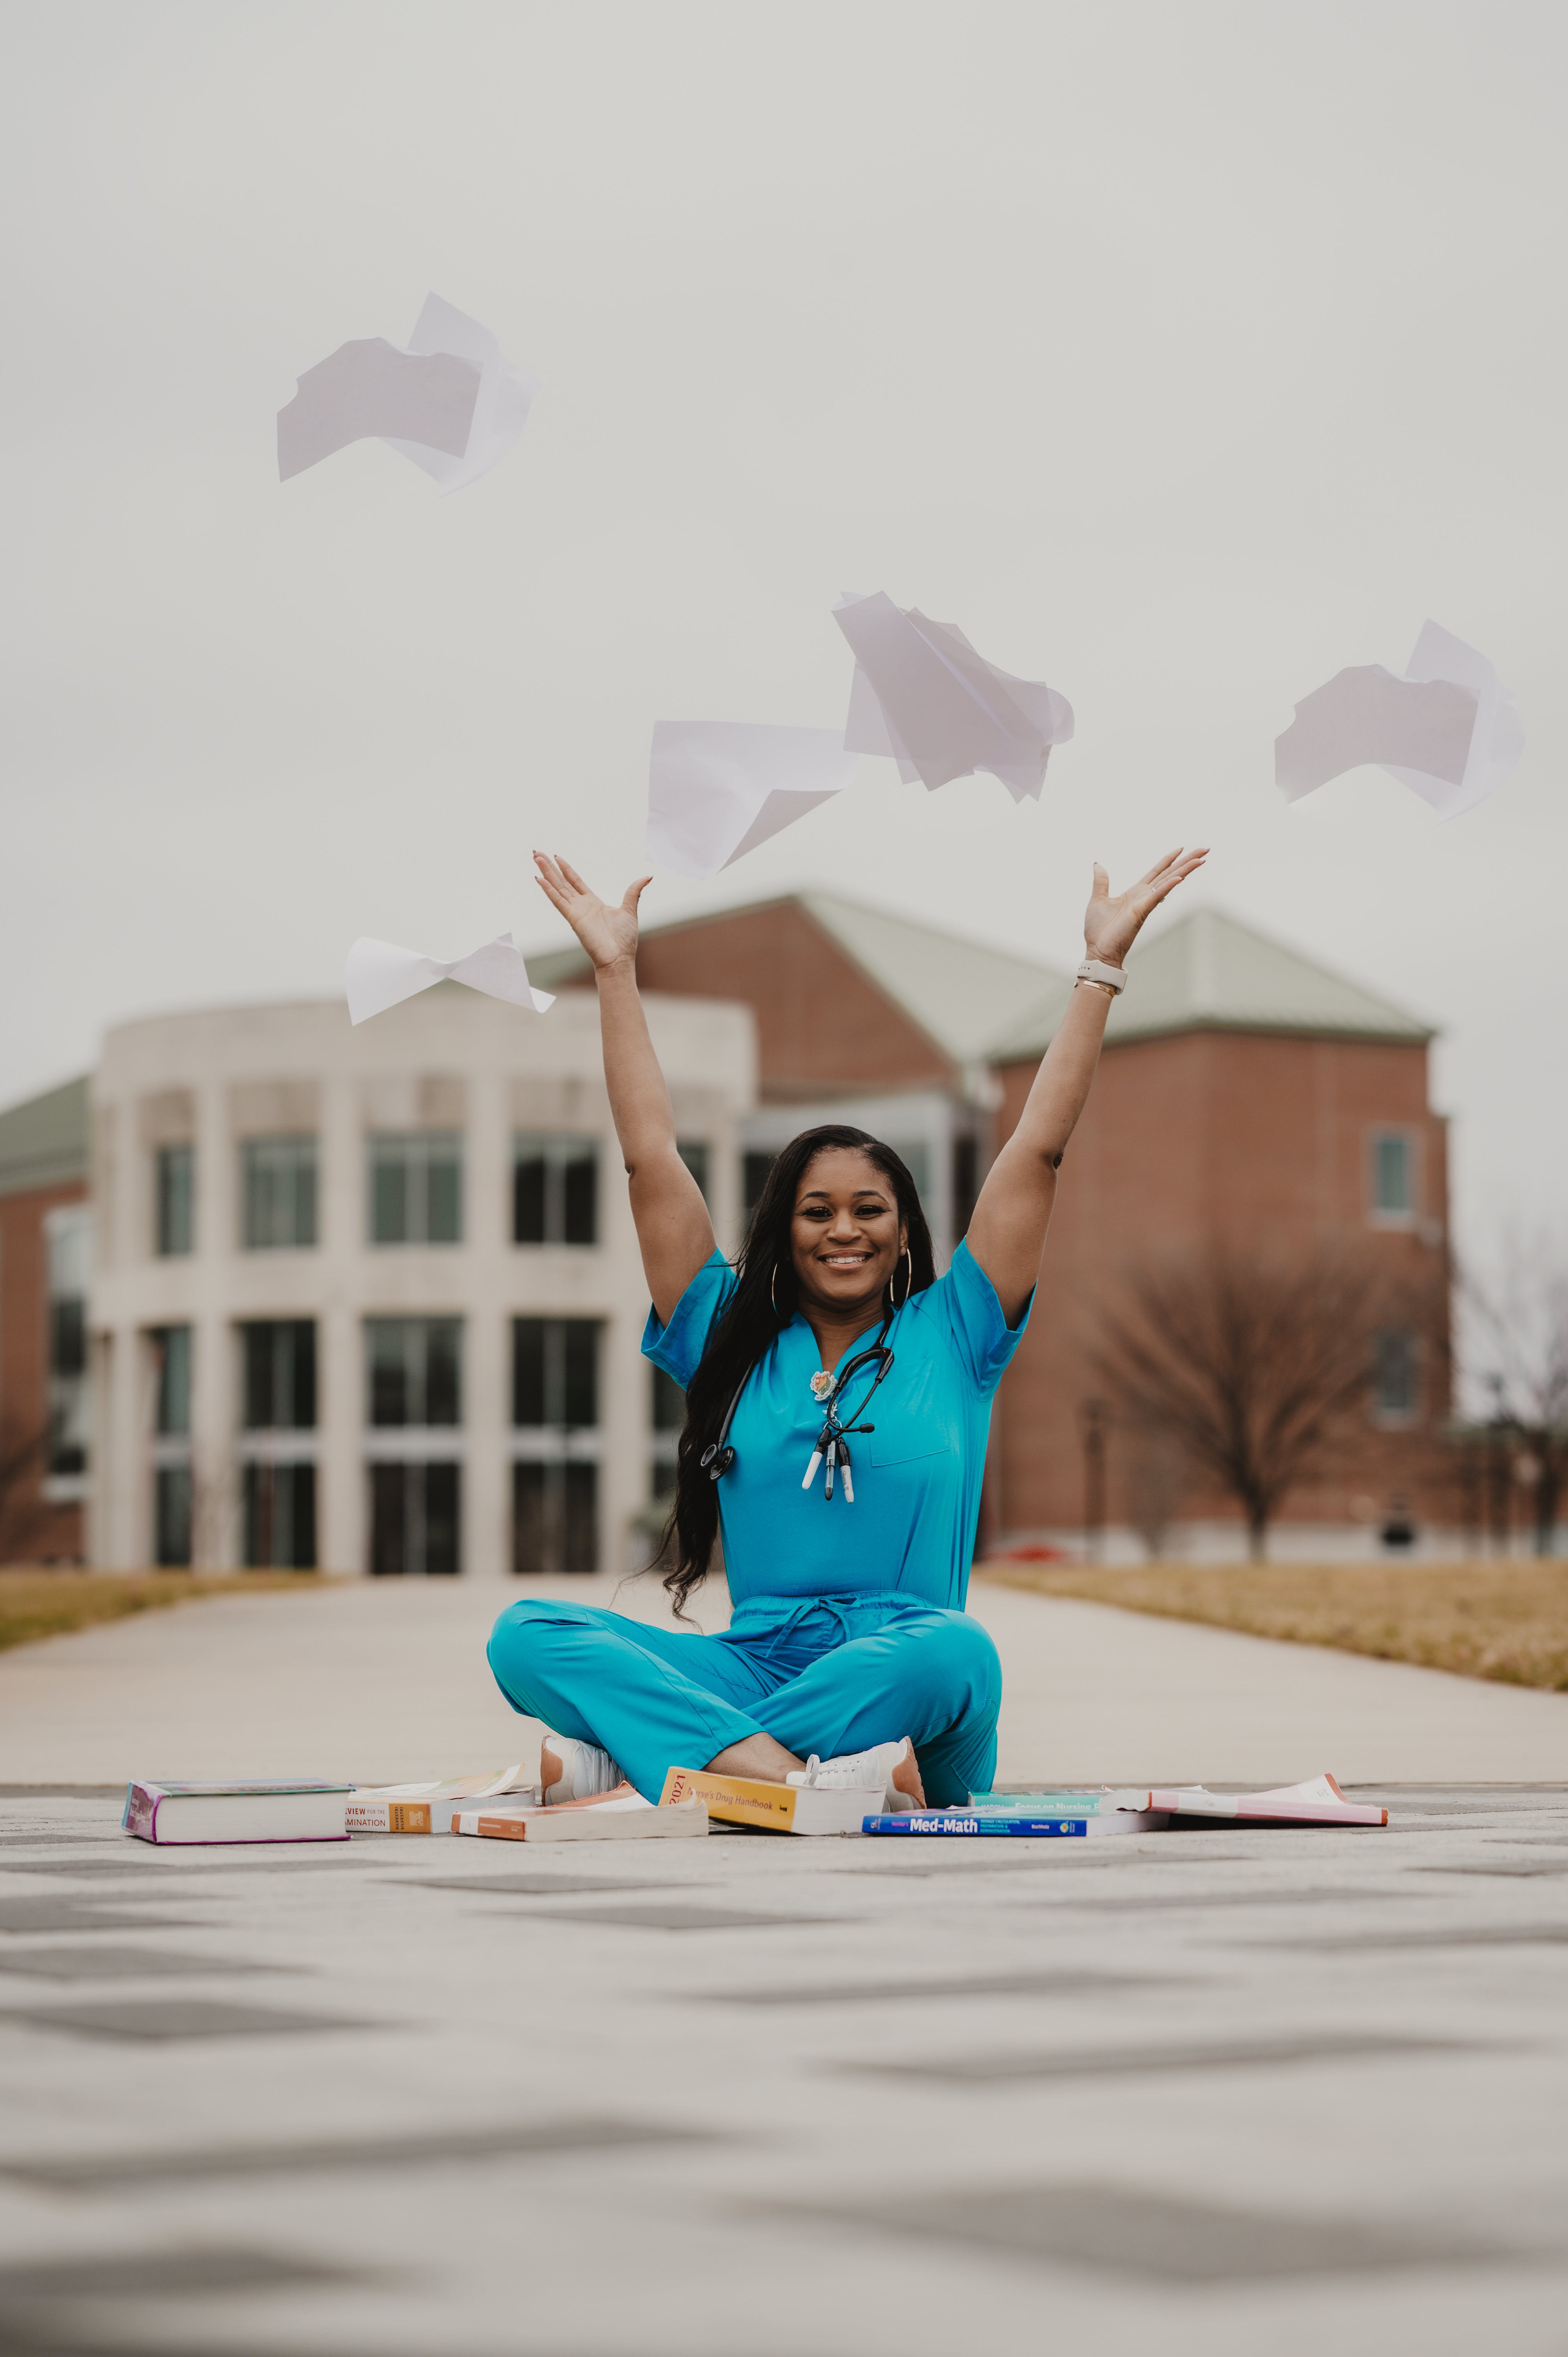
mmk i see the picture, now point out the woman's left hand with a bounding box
[1083,846,1209,969]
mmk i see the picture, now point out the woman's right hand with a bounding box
[533,853,650,975]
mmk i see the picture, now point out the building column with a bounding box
[94,1326,144,1569]
[464,1073,509,1580]
[189,1085,234,1568]
[320,1077,362,1575]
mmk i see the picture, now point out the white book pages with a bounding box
[1275,667,1477,801]
[345,933,555,1027]
[277,339,480,481]
[382,292,540,494]
[646,720,859,878]
[1384,617,1524,819]
[1275,619,1522,819]
[835,591,1073,803]
[278,293,537,490]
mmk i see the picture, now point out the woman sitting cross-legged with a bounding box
[487,842,1205,1810]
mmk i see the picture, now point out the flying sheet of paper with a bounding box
[277,340,480,482]
[382,293,539,493]
[1275,620,1523,819]
[345,933,555,1026]
[645,721,860,878]
[278,293,537,490]
[834,591,1074,803]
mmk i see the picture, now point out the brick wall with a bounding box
[634,905,952,1101]
[0,1180,87,1562]
[989,1028,1451,1539]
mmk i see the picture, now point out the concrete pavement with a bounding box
[0,1569,1561,1787]
[1,1776,1566,2355]
[0,1579,1566,2354]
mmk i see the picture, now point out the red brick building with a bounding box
[0,1078,91,1561]
[0,894,1453,1566]
[537,894,1452,1557]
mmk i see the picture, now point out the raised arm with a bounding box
[966,848,1208,1325]
[533,853,716,1324]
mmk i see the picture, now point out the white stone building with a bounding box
[86,987,753,1578]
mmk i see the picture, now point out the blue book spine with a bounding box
[862,1812,1089,1837]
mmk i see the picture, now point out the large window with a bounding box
[370,1463,460,1577]
[366,1316,462,1574]
[149,1324,192,1568]
[677,1138,710,1201]
[512,1316,600,1574]
[743,1150,776,1220]
[650,1365,684,1502]
[154,1467,192,1566]
[241,1321,316,1430]
[512,1318,599,1429]
[513,1134,598,1245]
[1372,1329,1420,1424]
[155,1143,194,1257]
[45,1207,90,1486]
[512,1462,596,1577]
[368,1133,463,1245]
[239,1320,317,1570]
[243,1136,317,1249]
[242,1465,317,1568]
[1368,1130,1416,1225]
[152,1326,191,1437]
[366,1318,461,1427]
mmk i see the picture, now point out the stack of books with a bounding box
[862,1774,1387,1836]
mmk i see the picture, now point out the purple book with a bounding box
[122,1779,352,1845]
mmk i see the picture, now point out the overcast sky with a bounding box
[2,2,1564,1265]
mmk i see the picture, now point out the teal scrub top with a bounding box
[641,1240,1032,1611]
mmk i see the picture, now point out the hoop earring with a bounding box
[889,1246,913,1310]
[771,1263,784,1321]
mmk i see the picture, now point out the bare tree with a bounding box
[1097,1243,1432,1562]
[0,1417,51,1563]
[1465,1233,1568,1557]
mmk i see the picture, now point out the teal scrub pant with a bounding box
[486,1590,1003,1807]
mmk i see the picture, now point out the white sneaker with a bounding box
[787,1737,925,1812]
[539,1732,627,1805]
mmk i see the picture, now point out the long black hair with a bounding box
[655,1124,936,1619]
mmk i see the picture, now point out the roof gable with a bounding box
[987,907,1434,1059]
[0,1076,91,1197]
[528,891,1071,1073]
[798,894,1071,1067]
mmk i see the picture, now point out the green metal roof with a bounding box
[985,908,1435,1060]
[0,1076,91,1197]
[798,895,1072,1067]
[530,897,1433,1069]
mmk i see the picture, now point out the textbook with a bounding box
[968,1788,1148,1815]
[454,1790,708,1843]
[864,1809,1171,1838]
[346,1766,528,1834]
[122,1779,351,1845]
[1150,1774,1388,1827]
[660,1765,878,1836]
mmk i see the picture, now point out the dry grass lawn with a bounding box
[979,1558,1568,1692]
[0,1569,330,1654]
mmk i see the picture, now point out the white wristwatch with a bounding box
[1076,957,1127,995]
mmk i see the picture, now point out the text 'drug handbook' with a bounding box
[661,1767,879,1835]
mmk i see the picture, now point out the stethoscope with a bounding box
[700,1307,897,1506]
